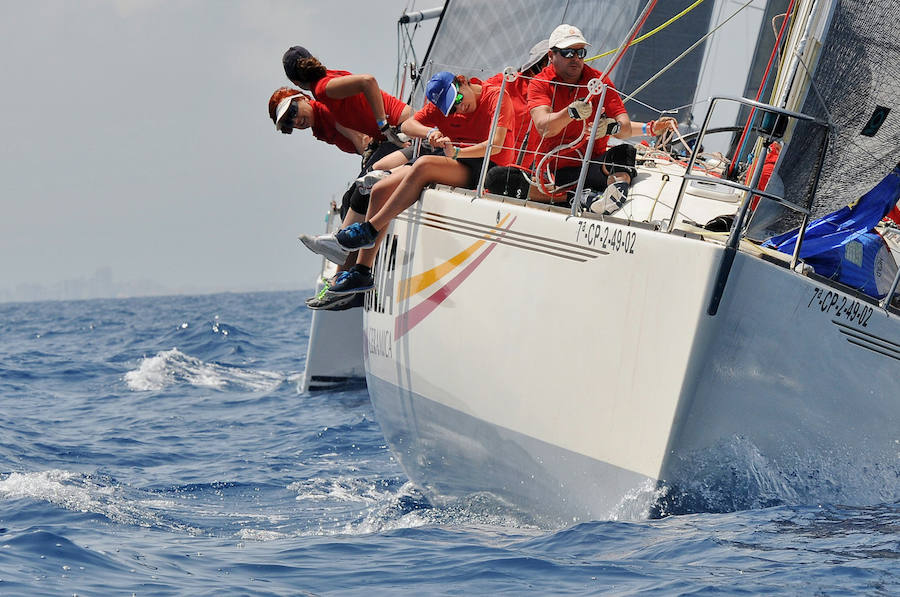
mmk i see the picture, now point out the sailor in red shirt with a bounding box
[484,39,550,165]
[268,87,369,156]
[282,46,411,157]
[527,24,637,206]
[299,71,516,297]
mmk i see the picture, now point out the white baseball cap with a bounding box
[549,24,590,49]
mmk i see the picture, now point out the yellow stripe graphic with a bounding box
[398,214,511,301]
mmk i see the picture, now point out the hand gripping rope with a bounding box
[532,77,608,197]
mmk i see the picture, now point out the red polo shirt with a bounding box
[527,62,626,170]
[484,72,533,163]
[310,101,358,155]
[413,78,516,166]
[312,69,408,140]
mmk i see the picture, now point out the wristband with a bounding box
[376,119,388,129]
[641,123,648,135]
[647,120,656,136]
[452,146,460,160]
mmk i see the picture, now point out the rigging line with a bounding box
[614,85,693,116]
[728,0,797,177]
[395,22,402,96]
[604,0,656,79]
[627,0,757,101]
[585,0,708,63]
[790,50,833,128]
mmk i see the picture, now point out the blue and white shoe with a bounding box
[335,223,377,250]
[299,233,350,265]
[328,268,375,295]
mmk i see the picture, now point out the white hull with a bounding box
[362,186,900,523]
[299,208,366,393]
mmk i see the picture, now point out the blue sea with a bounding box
[1,290,897,595]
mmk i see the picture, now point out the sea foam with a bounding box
[124,348,283,392]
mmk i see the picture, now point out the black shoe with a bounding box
[328,267,375,295]
[307,292,363,310]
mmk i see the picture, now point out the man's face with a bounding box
[550,44,587,83]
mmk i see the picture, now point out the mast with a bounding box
[395,2,448,101]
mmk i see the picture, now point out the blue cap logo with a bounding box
[425,71,457,116]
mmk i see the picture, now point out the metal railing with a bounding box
[668,96,829,315]
[468,83,900,313]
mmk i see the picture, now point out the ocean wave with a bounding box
[654,434,900,516]
[156,317,269,362]
[285,476,541,536]
[124,348,284,392]
[0,470,200,534]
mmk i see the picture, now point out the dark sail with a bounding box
[777,0,900,224]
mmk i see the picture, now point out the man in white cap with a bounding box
[526,24,645,208]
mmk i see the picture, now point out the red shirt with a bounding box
[527,62,627,170]
[310,101,358,155]
[312,69,408,140]
[413,79,517,166]
[484,72,533,163]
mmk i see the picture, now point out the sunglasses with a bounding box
[278,99,298,134]
[446,85,465,115]
[553,47,588,59]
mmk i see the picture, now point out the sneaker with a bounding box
[299,233,350,265]
[306,292,361,310]
[335,222,377,250]
[328,268,375,295]
[305,277,332,305]
[354,170,392,195]
[587,182,629,215]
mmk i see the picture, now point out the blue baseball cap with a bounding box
[425,71,458,116]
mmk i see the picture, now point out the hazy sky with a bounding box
[0,0,436,298]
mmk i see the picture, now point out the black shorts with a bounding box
[458,158,499,189]
[553,144,637,194]
[408,154,498,190]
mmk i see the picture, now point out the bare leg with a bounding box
[372,149,411,172]
[369,157,469,230]
[340,209,365,228]
[356,156,471,269]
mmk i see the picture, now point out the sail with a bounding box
[776,0,900,225]
[412,0,640,102]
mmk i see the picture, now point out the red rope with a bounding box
[604,0,657,79]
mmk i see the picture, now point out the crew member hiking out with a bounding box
[299,70,516,302]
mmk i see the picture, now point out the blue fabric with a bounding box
[765,164,900,257]
[764,164,900,297]
[802,232,888,296]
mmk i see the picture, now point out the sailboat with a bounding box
[355,0,900,523]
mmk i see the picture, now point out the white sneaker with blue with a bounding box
[298,233,350,265]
